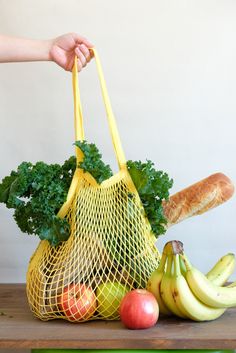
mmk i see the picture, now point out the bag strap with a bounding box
[72,48,127,170]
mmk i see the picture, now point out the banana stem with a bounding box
[158,253,167,272]
[166,255,173,275]
[173,254,181,276]
[163,240,184,255]
[180,253,192,271]
[179,256,187,275]
[163,243,173,256]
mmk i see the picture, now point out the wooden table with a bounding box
[0,283,236,350]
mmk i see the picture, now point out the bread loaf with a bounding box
[163,173,234,228]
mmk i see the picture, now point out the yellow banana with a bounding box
[206,253,235,286]
[182,253,236,308]
[160,255,187,318]
[180,253,235,286]
[171,254,226,321]
[146,253,171,316]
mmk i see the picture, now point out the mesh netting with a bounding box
[26,48,160,322]
[26,169,160,322]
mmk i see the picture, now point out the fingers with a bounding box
[79,43,93,62]
[80,37,94,48]
[73,33,94,48]
[74,44,93,71]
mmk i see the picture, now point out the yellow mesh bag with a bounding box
[26,49,160,322]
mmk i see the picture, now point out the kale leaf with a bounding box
[0,158,76,246]
[0,140,173,245]
[127,160,173,237]
[75,141,113,183]
[0,142,113,246]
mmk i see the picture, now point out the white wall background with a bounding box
[0,0,236,283]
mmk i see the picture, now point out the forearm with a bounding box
[0,35,53,63]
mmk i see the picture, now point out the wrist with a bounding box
[40,39,54,61]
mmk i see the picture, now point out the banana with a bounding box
[206,253,235,286]
[146,253,171,316]
[170,254,226,321]
[182,253,236,308]
[180,252,235,286]
[160,255,187,318]
[149,240,235,321]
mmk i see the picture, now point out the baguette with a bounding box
[163,173,234,228]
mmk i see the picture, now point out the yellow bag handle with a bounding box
[72,48,127,170]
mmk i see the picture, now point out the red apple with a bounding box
[120,289,159,329]
[58,283,97,321]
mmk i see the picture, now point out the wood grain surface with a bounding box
[0,283,236,349]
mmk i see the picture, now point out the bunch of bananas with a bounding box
[147,240,236,321]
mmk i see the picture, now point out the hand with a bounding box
[49,33,94,72]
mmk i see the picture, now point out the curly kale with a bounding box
[0,140,173,246]
[75,141,113,183]
[127,160,173,237]
[0,157,76,246]
[0,142,113,246]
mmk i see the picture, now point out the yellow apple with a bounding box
[96,281,129,319]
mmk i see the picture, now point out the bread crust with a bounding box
[163,173,234,228]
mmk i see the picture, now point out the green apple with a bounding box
[96,281,130,319]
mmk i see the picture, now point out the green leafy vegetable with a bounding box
[0,158,76,246]
[75,141,113,183]
[127,160,173,237]
[0,140,173,246]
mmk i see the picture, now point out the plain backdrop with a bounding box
[0,0,236,283]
